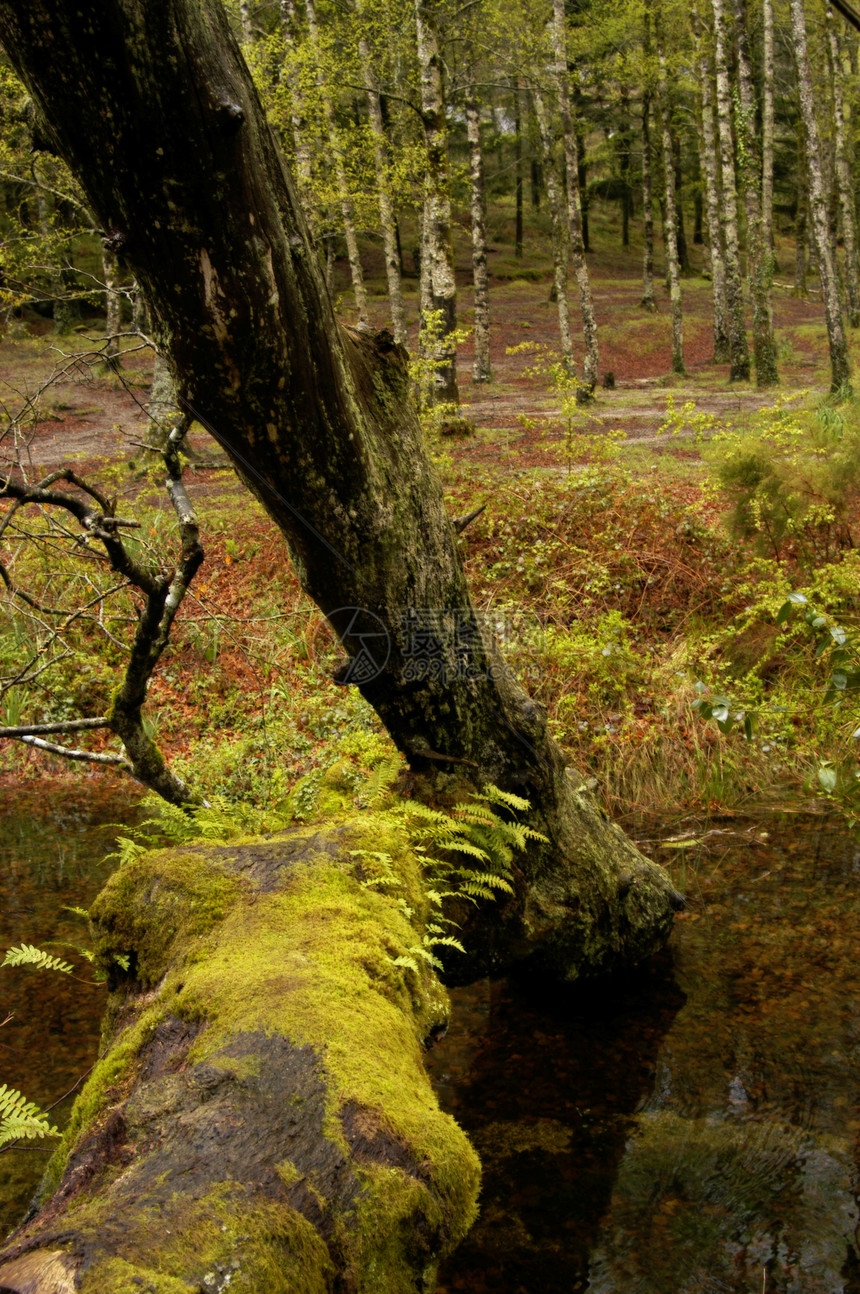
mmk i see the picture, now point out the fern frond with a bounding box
[390,955,419,973]
[2,945,72,974]
[424,935,466,953]
[476,785,533,813]
[0,1084,60,1146]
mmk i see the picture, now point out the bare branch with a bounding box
[0,718,110,738]
[15,734,132,769]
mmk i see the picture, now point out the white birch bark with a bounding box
[551,0,598,396]
[641,90,657,311]
[656,35,685,373]
[827,5,860,327]
[693,9,730,360]
[466,92,491,382]
[711,0,751,380]
[735,0,778,385]
[415,0,459,406]
[532,84,575,368]
[790,0,851,390]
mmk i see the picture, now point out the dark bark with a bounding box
[0,0,681,986]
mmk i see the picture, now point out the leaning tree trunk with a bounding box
[735,0,779,387]
[0,819,481,1288]
[693,8,730,360]
[656,32,685,375]
[357,28,407,344]
[711,0,750,381]
[465,88,492,382]
[101,248,122,366]
[551,0,599,396]
[415,0,460,406]
[790,0,851,390]
[532,84,575,368]
[826,4,860,328]
[0,0,681,985]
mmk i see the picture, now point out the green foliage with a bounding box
[2,943,73,974]
[0,1083,59,1148]
[666,391,860,565]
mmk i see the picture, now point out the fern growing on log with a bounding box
[0,1084,59,1148]
[2,944,73,974]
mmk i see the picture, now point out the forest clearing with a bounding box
[2,0,860,1287]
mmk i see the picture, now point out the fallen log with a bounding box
[0,812,480,1292]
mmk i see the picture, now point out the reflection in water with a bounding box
[430,817,860,1294]
[0,780,140,1238]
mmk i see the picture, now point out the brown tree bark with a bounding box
[0,0,681,987]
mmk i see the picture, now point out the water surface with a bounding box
[0,779,140,1237]
[429,815,860,1293]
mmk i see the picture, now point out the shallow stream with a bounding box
[3,796,860,1294]
[428,815,860,1293]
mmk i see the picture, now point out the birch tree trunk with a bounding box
[711,0,750,380]
[641,90,658,311]
[790,0,851,390]
[280,0,315,200]
[466,90,492,382]
[305,0,369,328]
[693,11,730,361]
[102,247,122,365]
[533,85,575,367]
[734,0,779,386]
[550,0,598,397]
[762,0,776,259]
[826,4,860,327]
[515,82,524,259]
[656,33,685,374]
[415,0,459,406]
[357,29,407,344]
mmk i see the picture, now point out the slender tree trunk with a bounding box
[416,0,460,405]
[620,85,633,248]
[306,0,369,327]
[656,33,685,374]
[533,85,575,367]
[466,91,491,382]
[280,0,315,201]
[794,140,809,296]
[641,90,658,311]
[514,81,524,259]
[0,0,681,994]
[827,4,860,327]
[762,0,776,259]
[357,31,407,344]
[239,0,252,43]
[693,10,730,360]
[790,0,851,390]
[711,0,750,380]
[735,0,779,386]
[102,247,121,365]
[672,130,689,274]
[550,0,598,396]
[531,157,542,211]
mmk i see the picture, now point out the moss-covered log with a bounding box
[0,817,480,1292]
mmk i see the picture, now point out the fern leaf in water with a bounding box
[2,945,73,974]
[0,1084,59,1147]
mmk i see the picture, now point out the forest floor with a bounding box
[1,201,858,828]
